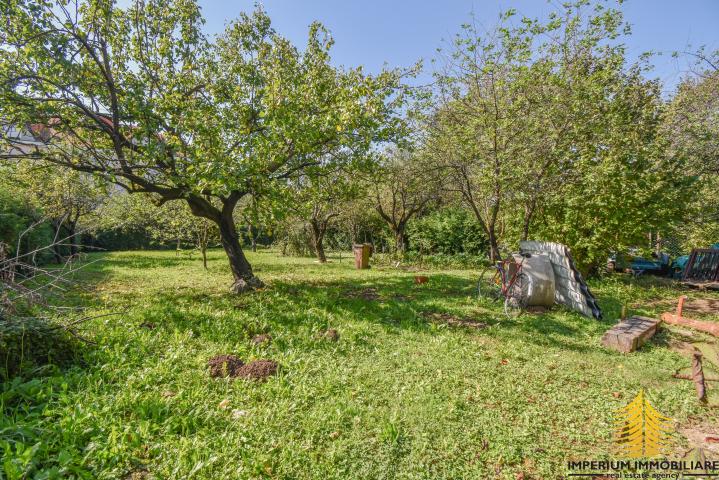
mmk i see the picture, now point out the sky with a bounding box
[189,0,719,95]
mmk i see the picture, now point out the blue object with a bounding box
[628,253,670,275]
[671,255,689,276]
[671,243,719,277]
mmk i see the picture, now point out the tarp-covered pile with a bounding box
[519,240,602,320]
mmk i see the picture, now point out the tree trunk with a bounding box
[488,227,501,263]
[521,202,535,242]
[68,222,78,257]
[218,210,263,293]
[50,221,64,263]
[315,237,327,263]
[176,238,181,256]
[310,220,327,263]
[52,245,63,264]
[394,226,408,254]
[250,231,257,253]
[198,226,209,270]
[184,192,262,293]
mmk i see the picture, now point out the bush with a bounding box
[407,208,488,256]
[84,227,157,252]
[374,251,488,269]
[0,317,79,381]
[0,187,54,263]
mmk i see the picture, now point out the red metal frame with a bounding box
[493,257,526,299]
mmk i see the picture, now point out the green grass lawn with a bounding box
[3,249,719,479]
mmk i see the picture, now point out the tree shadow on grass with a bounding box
[69,255,679,359]
[107,270,620,356]
[99,252,206,270]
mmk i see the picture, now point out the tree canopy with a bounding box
[0,0,412,291]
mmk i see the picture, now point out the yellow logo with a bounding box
[614,389,673,458]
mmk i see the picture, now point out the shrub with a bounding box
[0,187,54,264]
[0,317,79,381]
[407,208,488,256]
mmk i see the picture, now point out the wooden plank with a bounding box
[601,316,660,353]
[681,281,719,291]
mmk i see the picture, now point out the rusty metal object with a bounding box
[352,243,371,269]
[692,351,708,404]
[683,249,719,282]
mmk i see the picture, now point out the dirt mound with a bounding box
[208,356,278,380]
[207,354,245,378]
[679,421,719,455]
[392,294,414,302]
[344,287,380,301]
[124,468,149,480]
[251,334,272,345]
[422,311,487,329]
[683,298,719,314]
[323,328,340,342]
[525,306,548,314]
[235,359,278,380]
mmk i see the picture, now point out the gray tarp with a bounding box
[519,241,602,319]
[512,253,555,307]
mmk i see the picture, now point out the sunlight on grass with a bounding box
[4,250,719,479]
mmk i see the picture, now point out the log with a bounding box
[660,312,719,337]
[692,351,708,404]
[673,374,719,382]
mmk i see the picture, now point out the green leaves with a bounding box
[0,0,409,223]
[427,0,687,270]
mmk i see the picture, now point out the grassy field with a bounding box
[3,249,719,479]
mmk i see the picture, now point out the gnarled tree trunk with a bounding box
[487,227,501,263]
[521,201,535,242]
[393,228,409,254]
[218,210,262,293]
[186,192,263,293]
[310,219,327,263]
